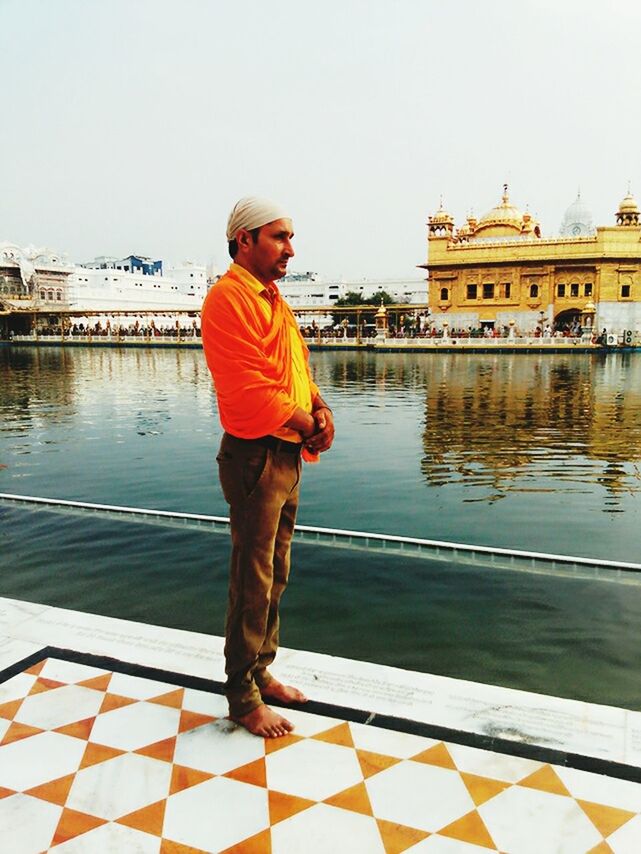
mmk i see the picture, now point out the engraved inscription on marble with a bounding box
[448,693,622,755]
[32,616,222,663]
[0,598,48,629]
[628,721,641,754]
[280,663,434,707]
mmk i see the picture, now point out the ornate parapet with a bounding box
[1,241,70,285]
[0,242,72,307]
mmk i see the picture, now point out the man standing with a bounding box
[201,197,334,738]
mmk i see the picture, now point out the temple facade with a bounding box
[422,188,641,336]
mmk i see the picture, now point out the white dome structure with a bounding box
[559,191,595,237]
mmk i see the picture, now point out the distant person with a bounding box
[201,197,335,738]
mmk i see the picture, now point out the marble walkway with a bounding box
[1,597,641,853]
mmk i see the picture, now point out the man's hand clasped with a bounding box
[304,406,335,453]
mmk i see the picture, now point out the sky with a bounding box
[2,0,641,279]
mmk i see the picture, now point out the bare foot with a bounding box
[230,703,294,738]
[261,678,308,705]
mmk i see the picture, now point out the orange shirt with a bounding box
[201,263,319,444]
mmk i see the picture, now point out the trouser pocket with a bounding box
[217,437,270,505]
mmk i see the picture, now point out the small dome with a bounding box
[475,186,524,236]
[560,192,595,237]
[616,187,640,226]
[428,197,455,237]
[619,191,639,214]
[520,209,541,236]
[430,199,453,223]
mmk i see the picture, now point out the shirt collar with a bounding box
[230,263,278,301]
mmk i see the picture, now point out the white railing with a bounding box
[7,334,607,349]
[374,336,589,347]
[1,492,640,585]
[10,333,201,344]
[301,335,593,347]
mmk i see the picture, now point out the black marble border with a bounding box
[2,645,640,784]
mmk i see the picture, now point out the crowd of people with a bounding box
[33,320,201,338]
[299,314,430,339]
[299,320,589,340]
[22,314,590,343]
[437,322,586,339]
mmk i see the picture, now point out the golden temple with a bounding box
[422,187,641,338]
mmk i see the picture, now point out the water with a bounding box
[1,345,641,709]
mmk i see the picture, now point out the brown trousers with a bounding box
[216,432,301,717]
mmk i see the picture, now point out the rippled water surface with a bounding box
[2,346,641,708]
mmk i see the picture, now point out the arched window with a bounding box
[40,289,46,300]
[530,284,539,298]
[47,289,54,301]
[440,287,449,301]
[56,289,62,301]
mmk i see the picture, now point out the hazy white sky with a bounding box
[2,0,641,278]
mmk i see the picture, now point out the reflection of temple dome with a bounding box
[560,191,595,237]
[475,187,524,237]
[616,189,640,226]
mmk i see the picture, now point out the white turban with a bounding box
[226,196,291,242]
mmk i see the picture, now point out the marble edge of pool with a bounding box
[1,594,640,773]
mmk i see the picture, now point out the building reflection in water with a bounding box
[419,352,641,510]
[0,346,78,433]
[3,347,641,516]
[313,349,641,513]
[0,346,214,453]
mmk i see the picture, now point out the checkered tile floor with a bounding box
[2,658,641,853]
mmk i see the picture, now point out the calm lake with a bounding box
[1,345,641,709]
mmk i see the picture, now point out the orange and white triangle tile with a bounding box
[1,657,641,853]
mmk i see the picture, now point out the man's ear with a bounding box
[236,229,252,251]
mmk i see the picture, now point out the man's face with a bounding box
[240,218,294,283]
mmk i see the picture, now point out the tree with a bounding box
[334,290,394,307]
[332,290,395,326]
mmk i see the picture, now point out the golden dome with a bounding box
[475,186,524,236]
[428,197,455,237]
[619,192,639,214]
[430,198,453,223]
[616,187,640,226]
